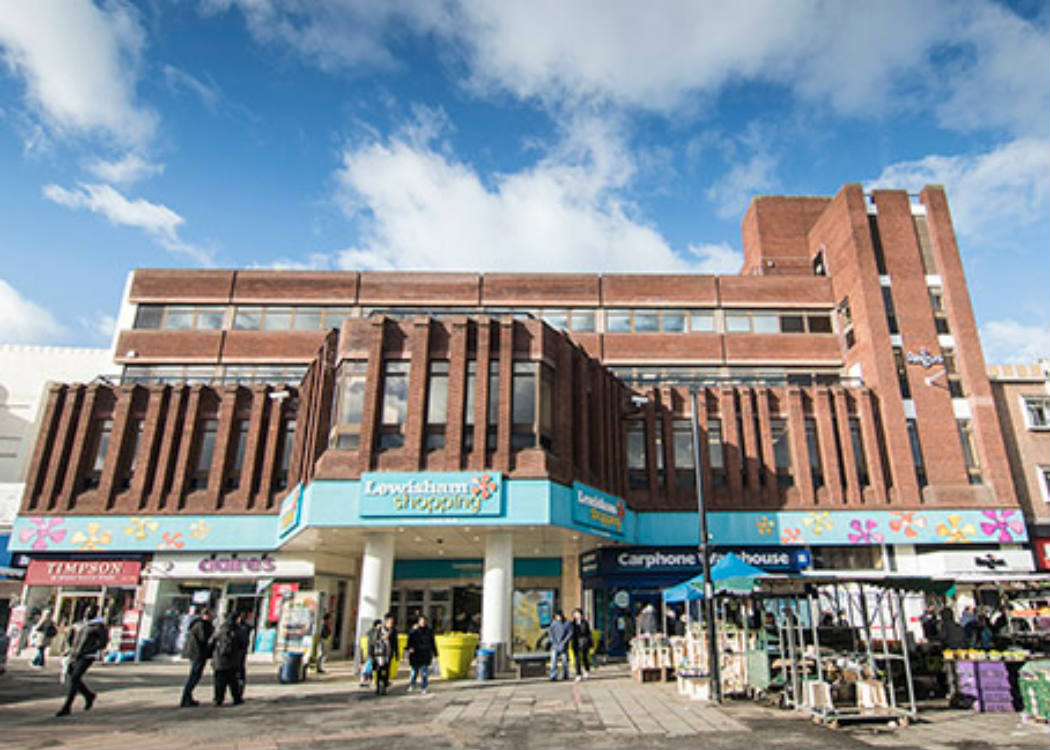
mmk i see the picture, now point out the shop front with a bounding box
[580,546,812,656]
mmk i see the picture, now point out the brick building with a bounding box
[10,183,1033,661]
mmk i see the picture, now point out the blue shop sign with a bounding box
[580,546,810,578]
[359,472,504,518]
[572,482,626,537]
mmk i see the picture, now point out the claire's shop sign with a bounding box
[26,559,141,587]
[198,555,277,574]
[359,472,503,517]
[580,546,810,578]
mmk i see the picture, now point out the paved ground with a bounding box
[1,659,1047,749]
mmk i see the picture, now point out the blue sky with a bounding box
[0,1,1047,363]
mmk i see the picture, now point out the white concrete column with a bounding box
[482,531,513,652]
[355,531,395,660]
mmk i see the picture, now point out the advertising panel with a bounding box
[360,472,503,517]
[571,483,626,537]
[25,559,141,587]
[512,589,554,654]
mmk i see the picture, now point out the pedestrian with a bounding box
[316,613,333,674]
[56,604,108,717]
[360,618,381,687]
[370,621,394,695]
[548,611,571,680]
[920,605,940,641]
[30,608,57,668]
[406,615,438,695]
[211,612,247,706]
[569,608,593,682]
[235,612,251,694]
[939,607,967,649]
[179,606,214,707]
[637,603,658,635]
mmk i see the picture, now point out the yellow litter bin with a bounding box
[435,632,479,680]
[569,629,601,672]
[359,633,409,679]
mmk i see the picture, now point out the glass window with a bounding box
[263,308,294,330]
[771,418,793,488]
[191,418,218,490]
[196,307,225,330]
[881,287,898,334]
[849,418,869,487]
[907,419,927,488]
[134,305,164,329]
[378,361,410,450]
[707,419,725,488]
[570,310,595,332]
[1024,397,1050,429]
[83,418,113,490]
[689,312,716,332]
[426,361,450,426]
[463,361,476,453]
[331,360,368,450]
[779,315,805,333]
[661,311,686,332]
[293,309,323,330]
[511,362,537,450]
[893,347,911,399]
[323,308,353,329]
[753,314,779,333]
[234,307,262,330]
[539,364,554,450]
[607,309,632,332]
[541,310,568,330]
[633,312,659,332]
[805,418,823,488]
[627,420,647,490]
[275,419,295,490]
[164,306,195,330]
[487,361,500,451]
[226,420,249,490]
[957,419,981,485]
[868,215,887,275]
[725,313,751,332]
[807,314,833,333]
[914,216,937,274]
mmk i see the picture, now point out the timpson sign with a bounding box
[359,472,503,517]
[26,559,141,587]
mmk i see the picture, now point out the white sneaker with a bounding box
[421,688,427,695]
[583,671,590,680]
[406,685,413,693]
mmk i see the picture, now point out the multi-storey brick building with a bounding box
[10,183,1033,661]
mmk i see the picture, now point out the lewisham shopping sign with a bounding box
[572,482,626,537]
[359,472,504,518]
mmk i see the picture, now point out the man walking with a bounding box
[180,607,214,707]
[29,608,57,668]
[56,605,107,717]
[211,612,247,706]
[569,608,593,682]
[406,615,438,695]
[548,611,571,681]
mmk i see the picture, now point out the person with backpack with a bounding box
[211,612,247,706]
[569,608,593,682]
[370,618,397,695]
[234,611,251,695]
[406,615,438,695]
[56,604,107,717]
[30,608,58,668]
[179,607,214,708]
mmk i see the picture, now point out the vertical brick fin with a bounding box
[239,386,269,510]
[757,388,778,508]
[577,359,592,487]
[131,385,168,511]
[739,388,760,505]
[444,317,468,471]
[23,384,65,512]
[470,319,491,471]
[60,385,99,511]
[658,394,676,507]
[150,386,186,512]
[833,389,862,506]
[97,386,135,511]
[494,318,514,471]
[643,394,659,510]
[358,317,386,470]
[257,392,283,509]
[785,388,814,506]
[813,388,843,505]
[695,388,712,510]
[404,317,432,469]
[856,389,888,504]
[171,386,203,510]
[205,385,240,510]
[720,388,743,507]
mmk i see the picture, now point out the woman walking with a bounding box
[570,608,593,682]
[30,608,57,668]
[407,615,438,695]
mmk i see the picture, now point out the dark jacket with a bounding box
[68,618,108,660]
[570,618,593,650]
[369,626,396,666]
[211,617,249,671]
[181,616,215,662]
[407,624,438,668]
[549,619,571,652]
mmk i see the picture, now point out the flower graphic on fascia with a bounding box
[979,510,1024,542]
[781,528,804,545]
[756,516,775,535]
[803,511,833,536]
[889,511,927,539]
[71,523,112,551]
[124,516,158,540]
[936,514,978,544]
[471,474,498,500]
[848,519,884,544]
[189,520,210,540]
[157,532,185,550]
[18,517,67,551]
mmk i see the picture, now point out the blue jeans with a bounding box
[549,649,569,680]
[32,647,46,667]
[409,664,430,690]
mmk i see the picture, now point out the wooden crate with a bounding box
[633,667,666,683]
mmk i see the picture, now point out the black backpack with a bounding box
[80,622,109,656]
[213,627,238,661]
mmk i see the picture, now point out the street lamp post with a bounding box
[689,388,721,702]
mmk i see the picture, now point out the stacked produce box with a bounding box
[1019,660,1050,722]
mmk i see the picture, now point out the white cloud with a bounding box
[0,0,156,145]
[867,137,1050,242]
[686,243,743,275]
[333,110,710,273]
[705,152,779,221]
[42,182,212,265]
[980,319,1050,365]
[0,277,64,344]
[85,153,164,186]
[162,64,222,111]
[78,312,117,344]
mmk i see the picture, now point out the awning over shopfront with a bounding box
[662,553,772,602]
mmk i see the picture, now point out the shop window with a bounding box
[1022,396,1050,430]
[626,419,648,490]
[812,545,881,570]
[957,418,982,485]
[486,361,500,451]
[907,419,927,488]
[226,420,250,490]
[707,418,726,489]
[190,418,218,490]
[82,418,113,490]
[119,418,144,491]
[771,418,793,488]
[881,287,899,334]
[805,418,823,488]
[893,347,911,399]
[511,362,537,451]
[425,360,449,452]
[274,418,296,490]
[672,419,695,496]
[848,418,869,487]
[377,361,410,451]
[463,361,477,453]
[914,215,938,274]
[330,360,368,450]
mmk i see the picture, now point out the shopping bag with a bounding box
[58,657,69,685]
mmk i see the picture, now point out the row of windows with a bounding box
[329,359,554,456]
[608,366,845,387]
[132,303,833,336]
[122,364,309,385]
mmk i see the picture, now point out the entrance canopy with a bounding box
[662,552,771,602]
